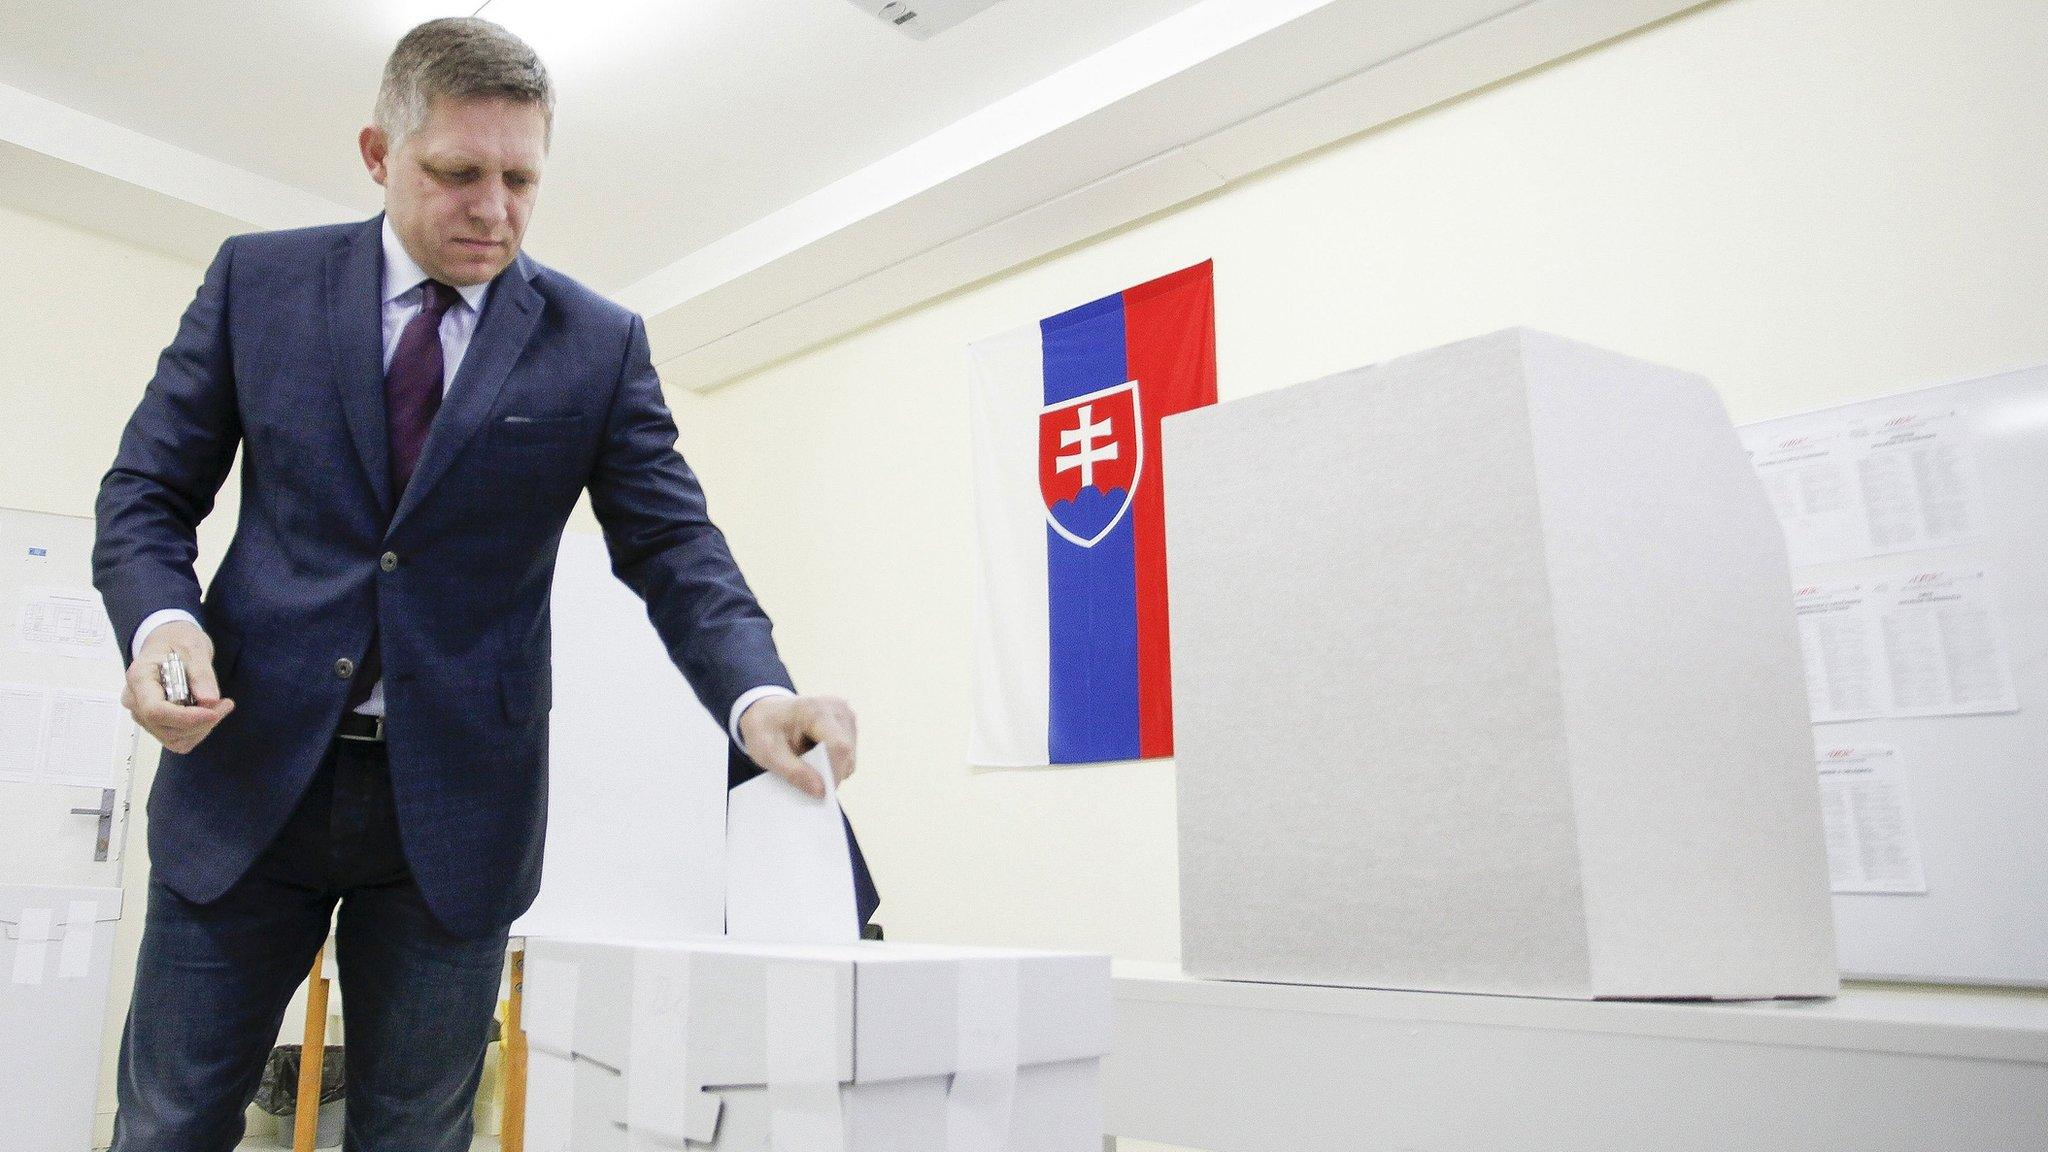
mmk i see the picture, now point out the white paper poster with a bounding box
[0,683,124,789]
[1855,410,1978,555]
[0,683,45,784]
[1746,408,1985,565]
[1794,570,2016,723]
[1816,745,1927,894]
[14,587,115,662]
[40,691,124,789]
[1749,429,1866,568]
[1876,569,2018,718]
[1794,583,1888,723]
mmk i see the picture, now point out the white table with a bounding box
[1104,961,2048,1151]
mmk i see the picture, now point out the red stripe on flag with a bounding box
[1121,261,1217,760]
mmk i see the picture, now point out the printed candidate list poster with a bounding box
[1749,428,1867,568]
[1794,570,2017,723]
[1856,410,1979,556]
[1795,582,1889,723]
[1876,570,2017,718]
[1816,745,1927,895]
[1747,409,1986,566]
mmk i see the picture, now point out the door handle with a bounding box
[68,787,117,862]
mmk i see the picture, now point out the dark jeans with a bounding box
[111,739,508,1151]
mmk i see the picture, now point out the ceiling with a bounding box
[0,0,1702,388]
[0,0,1203,289]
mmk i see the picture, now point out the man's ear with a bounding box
[359,125,390,186]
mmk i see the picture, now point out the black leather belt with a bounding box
[335,713,387,743]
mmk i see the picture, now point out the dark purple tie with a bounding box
[347,279,458,712]
[386,279,460,497]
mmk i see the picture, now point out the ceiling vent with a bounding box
[844,0,1006,40]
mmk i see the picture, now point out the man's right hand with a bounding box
[123,620,235,754]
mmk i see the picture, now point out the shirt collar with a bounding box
[380,216,491,313]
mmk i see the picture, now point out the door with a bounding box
[0,506,137,1149]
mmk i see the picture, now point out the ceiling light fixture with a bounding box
[841,0,1007,40]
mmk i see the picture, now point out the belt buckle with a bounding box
[338,715,386,743]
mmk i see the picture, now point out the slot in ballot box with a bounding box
[521,935,1111,1150]
[1162,328,1838,1000]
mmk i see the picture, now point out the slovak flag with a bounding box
[968,262,1217,765]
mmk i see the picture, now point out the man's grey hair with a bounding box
[373,17,555,149]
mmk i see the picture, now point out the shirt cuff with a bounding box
[729,685,796,757]
[132,609,201,661]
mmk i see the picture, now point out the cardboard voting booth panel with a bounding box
[1164,328,1838,1000]
[523,936,1111,1150]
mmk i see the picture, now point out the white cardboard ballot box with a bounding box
[1163,328,1839,1000]
[522,936,1111,1150]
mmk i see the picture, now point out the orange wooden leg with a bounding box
[294,945,331,1152]
[502,944,527,1152]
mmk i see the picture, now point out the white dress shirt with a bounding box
[135,219,788,750]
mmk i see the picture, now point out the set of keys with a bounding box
[158,650,197,706]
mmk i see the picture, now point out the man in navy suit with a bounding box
[93,18,855,1148]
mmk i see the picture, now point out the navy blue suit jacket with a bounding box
[94,215,797,938]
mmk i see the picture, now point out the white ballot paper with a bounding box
[1816,745,1927,894]
[725,745,859,944]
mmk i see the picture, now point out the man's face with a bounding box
[360,94,546,287]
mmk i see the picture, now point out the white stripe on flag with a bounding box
[967,323,1051,766]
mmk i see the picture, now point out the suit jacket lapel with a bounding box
[388,250,544,535]
[326,216,394,518]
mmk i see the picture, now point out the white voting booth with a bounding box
[1095,331,2046,1151]
[1164,330,1838,999]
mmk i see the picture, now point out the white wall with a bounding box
[0,201,223,1137]
[666,0,2048,970]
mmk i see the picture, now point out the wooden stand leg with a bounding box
[294,945,331,1152]
[502,944,527,1152]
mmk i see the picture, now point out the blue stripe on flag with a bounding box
[1040,294,1141,763]
[1042,294,1126,402]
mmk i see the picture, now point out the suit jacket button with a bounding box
[335,658,356,679]
[380,551,399,572]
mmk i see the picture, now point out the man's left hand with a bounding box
[738,694,857,800]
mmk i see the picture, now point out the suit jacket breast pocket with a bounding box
[491,413,587,447]
[483,414,590,485]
